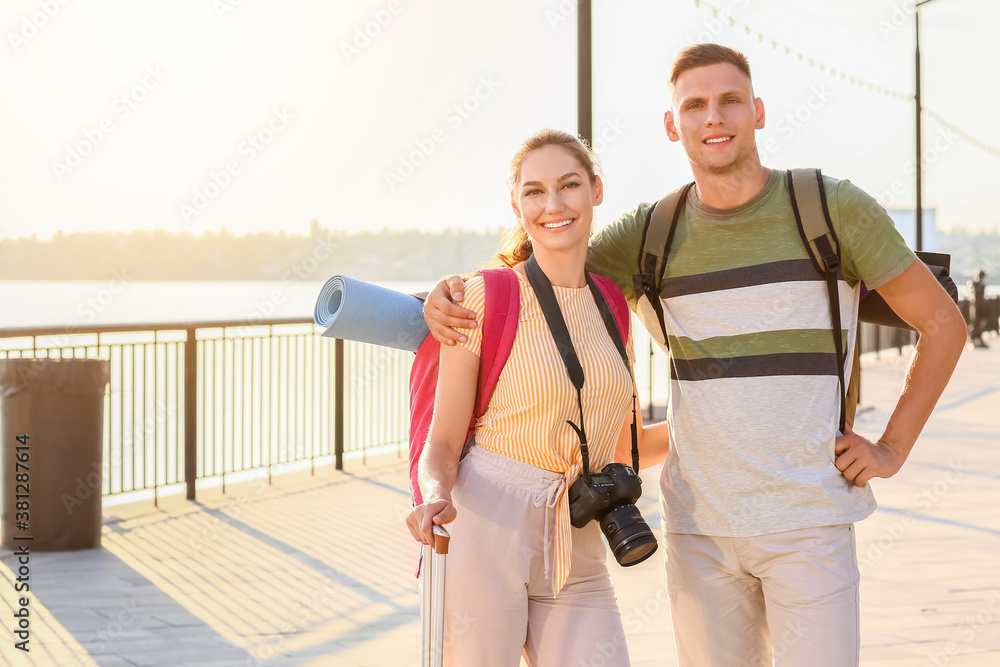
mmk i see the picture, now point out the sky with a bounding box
[0,0,997,246]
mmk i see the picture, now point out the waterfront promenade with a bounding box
[1,338,998,666]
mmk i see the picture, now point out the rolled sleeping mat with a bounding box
[314,275,430,352]
[858,251,957,330]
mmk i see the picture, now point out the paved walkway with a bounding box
[2,338,999,666]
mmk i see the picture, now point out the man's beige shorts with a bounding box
[665,524,860,667]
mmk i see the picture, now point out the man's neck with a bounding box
[692,162,772,210]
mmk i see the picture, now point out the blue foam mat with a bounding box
[313,275,429,352]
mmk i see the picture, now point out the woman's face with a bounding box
[512,145,603,256]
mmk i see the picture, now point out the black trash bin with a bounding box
[0,358,109,551]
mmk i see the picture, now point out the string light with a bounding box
[927,110,1000,158]
[689,0,1000,159]
[690,0,905,98]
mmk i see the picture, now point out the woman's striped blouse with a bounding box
[457,270,635,596]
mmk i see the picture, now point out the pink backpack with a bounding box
[407,268,630,504]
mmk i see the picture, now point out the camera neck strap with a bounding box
[524,254,639,482]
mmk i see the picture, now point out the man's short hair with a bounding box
[669,43,752,92]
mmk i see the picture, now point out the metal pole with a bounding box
[334,338,345,470]
[419,526,450,667]
[914,0,939,252]
[914,9,923,251]
[184,328,197,500]
[430,526,450,667]
[577,0,593,144]
[420,543,432,667]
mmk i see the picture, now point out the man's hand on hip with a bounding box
[834,424,904,487]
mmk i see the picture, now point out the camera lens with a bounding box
[599,503,658,566]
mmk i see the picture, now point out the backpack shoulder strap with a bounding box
[636,182,695,351]
[591,273,629,347]
[787,168,848,433]
[408,333,440,505]
[587,271,641,471]
[788,168,841,274]
[407,269,520,505]
[475,267,520,422]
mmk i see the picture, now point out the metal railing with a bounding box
[858,321,916,358]
[857,296,1000,358]
[0,319,411,504]
[1,298,992,503]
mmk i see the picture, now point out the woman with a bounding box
[405,129,669,666]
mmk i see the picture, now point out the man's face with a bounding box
[664,62,765,177]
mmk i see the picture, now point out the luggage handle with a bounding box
[420,526,450,667]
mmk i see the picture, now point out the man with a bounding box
[423,44,966,666]
[967,267,989,347]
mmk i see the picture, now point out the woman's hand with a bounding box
[406,499,457,545]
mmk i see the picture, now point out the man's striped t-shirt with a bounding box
[587,169,916,536]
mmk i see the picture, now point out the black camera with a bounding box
[523,255,657,567]
[568,463,658,567]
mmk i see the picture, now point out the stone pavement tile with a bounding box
[861,640,932,667]
[905,639,991,660]
[136,624,246,641]
[148,609,232,629]
[623,645,677,667]
[21,608,114,633]
[867,597,1000,622]
[187,660,362,667]
[0,646,78,667]
[862,632,915,647]
[88,657,141,667]
[953,653,1000,666]
[890,621,998,645]
[902,643,996,666]
[3,650,138,667]
[861,660,942,667]
[126,645,253,666]
[937,623,1000,651]
[284,633,416,666]
[863,588,967,612]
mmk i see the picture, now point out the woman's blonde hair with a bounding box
[491,129,600,268]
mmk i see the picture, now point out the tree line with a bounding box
[0,221,997,283]
[0,222,506,282]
